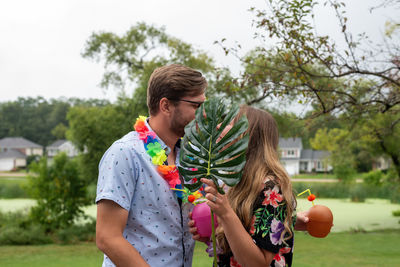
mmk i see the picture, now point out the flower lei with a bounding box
[134,116,202,203]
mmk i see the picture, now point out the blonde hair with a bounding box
[216,105,296,253]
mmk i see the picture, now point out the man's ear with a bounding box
[159,97,173,115]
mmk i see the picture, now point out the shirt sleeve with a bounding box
[95,141,138,211]
[249,184,288,254]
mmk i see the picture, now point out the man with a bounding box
[95,64,207,267]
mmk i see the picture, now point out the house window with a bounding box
[317,161,322,169]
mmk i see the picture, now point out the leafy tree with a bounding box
[216,0,400,179]
[310,128,356,182]
[28,153,89,231]
[70,22,222,185]
[67,105,131,184]
[82,22,216,116]
[51,123,68,139]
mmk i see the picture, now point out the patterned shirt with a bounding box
[96,120,194,267]
[217,178,295,267]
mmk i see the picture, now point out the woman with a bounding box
[189,106,308,267]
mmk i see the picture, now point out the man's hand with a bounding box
[188,211,210,243]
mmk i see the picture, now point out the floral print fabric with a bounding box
[217,178,294,267]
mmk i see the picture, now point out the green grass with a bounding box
[0,176,28,186]
[0,177,30,198]
[0,231,399,267]
[292,173,337,179]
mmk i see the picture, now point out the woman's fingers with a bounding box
[201,178,215,187]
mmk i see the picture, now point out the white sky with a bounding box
[0,0,397,103]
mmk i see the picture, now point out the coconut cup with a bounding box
[306,205,333,238]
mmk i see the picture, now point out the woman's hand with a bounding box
[201,178,235,221]
[294,210,309,231]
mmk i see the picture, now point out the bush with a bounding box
[333,163,356,183]
[364,170,384,186]
[0,210,96,245]
[393,210,400,217]
[0,210,51,245]
[349,186,367,202]
[28,153,90,231]
[56,219,96,244]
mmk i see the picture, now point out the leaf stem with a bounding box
[210,209,218,267]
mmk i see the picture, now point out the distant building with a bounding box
[279,137,332,176]
[0,137,43,171]
[47,140,79,158]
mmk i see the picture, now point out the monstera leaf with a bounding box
[178,98,249,194]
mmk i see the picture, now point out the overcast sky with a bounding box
[0,0,397,103]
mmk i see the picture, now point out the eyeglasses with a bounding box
[168,98,204,108]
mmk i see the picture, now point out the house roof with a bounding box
[0,149,27,159]
[0,137,42,149]
[300,149,330,160]
[47,139,68,148]
[279,137,303,149]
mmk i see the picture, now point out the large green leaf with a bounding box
[178,98,249,194]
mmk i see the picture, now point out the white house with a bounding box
[0,137,43,171]
[0,149,26,171]
[279,137,332,175]
[279,137,303,176]
[47,140,79,158]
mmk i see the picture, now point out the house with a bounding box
[279,137,331,175]
[279,137,303,176]
[47,140,79,158]
[0,149,26,171]
[300,149,332,173]
[0,137,43,171]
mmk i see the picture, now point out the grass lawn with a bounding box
[292,173,337,179]
[0,230,399,267]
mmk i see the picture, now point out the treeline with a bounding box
[0,97,109,146]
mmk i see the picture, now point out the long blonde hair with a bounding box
[216,105,296,253]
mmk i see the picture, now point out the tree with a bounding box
[28,153,89,231]
[218,0,400,179]
[0,97,110,146]
[67,105,130,184]
[310,128,356,181]
[82,22,216,116]
[71,22,221,184]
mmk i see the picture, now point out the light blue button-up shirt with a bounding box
[96,120,194,267]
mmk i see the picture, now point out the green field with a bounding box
[2,198,399,232]
[0,230,399,267]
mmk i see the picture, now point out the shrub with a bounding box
[0,210,96,245]
[364,170,384,186]
[56,219,96,244]
[28,153,90,231]
[333,163,356,183]
[349,186,367,202]
[393,210,400,217]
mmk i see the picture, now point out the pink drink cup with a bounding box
[192,202,219,238]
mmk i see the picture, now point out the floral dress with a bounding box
[217,178,295,267]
